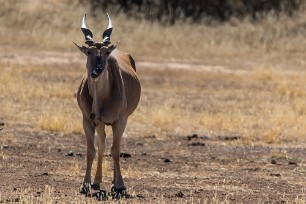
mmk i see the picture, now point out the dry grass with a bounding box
[38,111,83,134]
[2,60,306,144]
[0,0,306,59]
[128,67,306,145]
[0,62,83,134]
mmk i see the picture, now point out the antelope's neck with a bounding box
[88,69,112,120]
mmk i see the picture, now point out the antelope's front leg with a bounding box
[111,118,127,196]
[92,124,106,190]
[80,117,96,194]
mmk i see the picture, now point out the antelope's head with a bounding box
[74,13,117,79]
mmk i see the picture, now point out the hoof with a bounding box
[80,183,91,195]
[92,190,109,201]
[111,185,127,199]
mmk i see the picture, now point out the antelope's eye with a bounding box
[86,50,92,55]
[105,51,110,55]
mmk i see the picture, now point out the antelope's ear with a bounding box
[108,41,118,53]
[73,42,89,55]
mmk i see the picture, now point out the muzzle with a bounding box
[91,56,103,78]
[91,67,102,78]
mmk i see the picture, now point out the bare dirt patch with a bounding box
[1,130,306,203]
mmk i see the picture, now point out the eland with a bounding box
[73,13,141,197]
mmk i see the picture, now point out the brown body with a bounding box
[76,47,141,195]
[77,49,141,125]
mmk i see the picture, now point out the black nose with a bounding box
[91,72,98,78]
[91,67,102,78]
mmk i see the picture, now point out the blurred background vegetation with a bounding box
[84,0,303,24]
[0,0,305,58]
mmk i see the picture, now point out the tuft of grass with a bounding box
[70,160,82,176]
[17,185,55,203]
[124,164,143,179]
[262,128,282,144]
